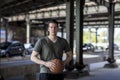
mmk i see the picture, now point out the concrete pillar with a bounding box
[66,0,74,50]
[104,0,118,68]
[88,28,91,43]
[60,24,64,38]
[95,27,98,49]
[43,22,47,36]
[0,18,1,43]
[1,18,8,43]
[24,73,36,80]
[65,0,74,71]
[26,15,31,43]
[75,0,86,71]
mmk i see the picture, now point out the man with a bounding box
[31,20,73,80]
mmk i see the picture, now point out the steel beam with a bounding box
[65,0,74,71]
[75,0,86,71]
[107,1,115,63]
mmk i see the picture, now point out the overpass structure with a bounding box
[0,0,120,27]
[8,8,120,28]
[0,0,120,79]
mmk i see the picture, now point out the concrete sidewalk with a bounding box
[64,59,120,80]
[65,67,120,80]
[5,66,120,80]
[5,59,120,80]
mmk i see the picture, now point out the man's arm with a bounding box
[63,51,73,66]
[31,51,55,70]
[31,51,46,65]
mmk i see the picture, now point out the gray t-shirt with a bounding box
[33,36,71,73]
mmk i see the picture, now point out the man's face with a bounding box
[48,23,58,36]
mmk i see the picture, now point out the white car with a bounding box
[106,43,119,51]
[24,43,33,54]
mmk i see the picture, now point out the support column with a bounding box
[59,24,64,38]
[24,73,36,80]
[95,27,98,49]
[1,18,8,43]
[75,0,86,71]
[26,15,31,43]
[0,18,1,43]
[61,26,64,38]
[88,27,91,43]
[65,0,74,71]
[104,0,118,68]
[43,22,47,36]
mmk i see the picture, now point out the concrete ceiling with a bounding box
[0,0,120,17]
[0,0,120,27]
[0,0,66,17]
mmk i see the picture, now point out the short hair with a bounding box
[48,20,58,27]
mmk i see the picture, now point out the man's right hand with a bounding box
[45,61,56,71]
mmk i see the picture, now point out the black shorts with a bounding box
[39,73,64,80]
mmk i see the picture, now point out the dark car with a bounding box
[0,41,26,57]
[83,43,95,52]
[106,43,119,51]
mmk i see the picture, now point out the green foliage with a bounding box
[83,30,96,43]
[83,28,120,48]
[83,31,89,43]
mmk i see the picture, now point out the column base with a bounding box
[107,58,116,63]
[75,62,86,71]
[64,70,89,79]
[78,70,89,77]
[104,63,118,68]
[0,74,4,80]
[65,64,75,71]
[24,73,36,80]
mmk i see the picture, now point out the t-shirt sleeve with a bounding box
[33,39,42,53]
[63,39,71,53]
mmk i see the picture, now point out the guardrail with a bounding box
[0,61,39,80]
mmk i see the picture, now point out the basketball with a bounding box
[50,59,64,74]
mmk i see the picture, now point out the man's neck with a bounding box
[48,35,57,41]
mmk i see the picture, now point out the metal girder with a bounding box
[90,0,110,7]
[0,0,17,7]
[30,22,120,27]
[0,0,120,17]
[0,0,65,17]
[9,16,120,27]
[84,17,120,22]
[8,5,120,22]
[9,18,120,28]
[90,0,120,7]
[30,16,120,22]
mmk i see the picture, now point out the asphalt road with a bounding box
[0,50,120,67]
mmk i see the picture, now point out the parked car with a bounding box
[73,41,95,53]
[106,43,119,51]
[24,43,33,55]
[83,43,95,52]
[0,41,26,57]
[0,42,11,57]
